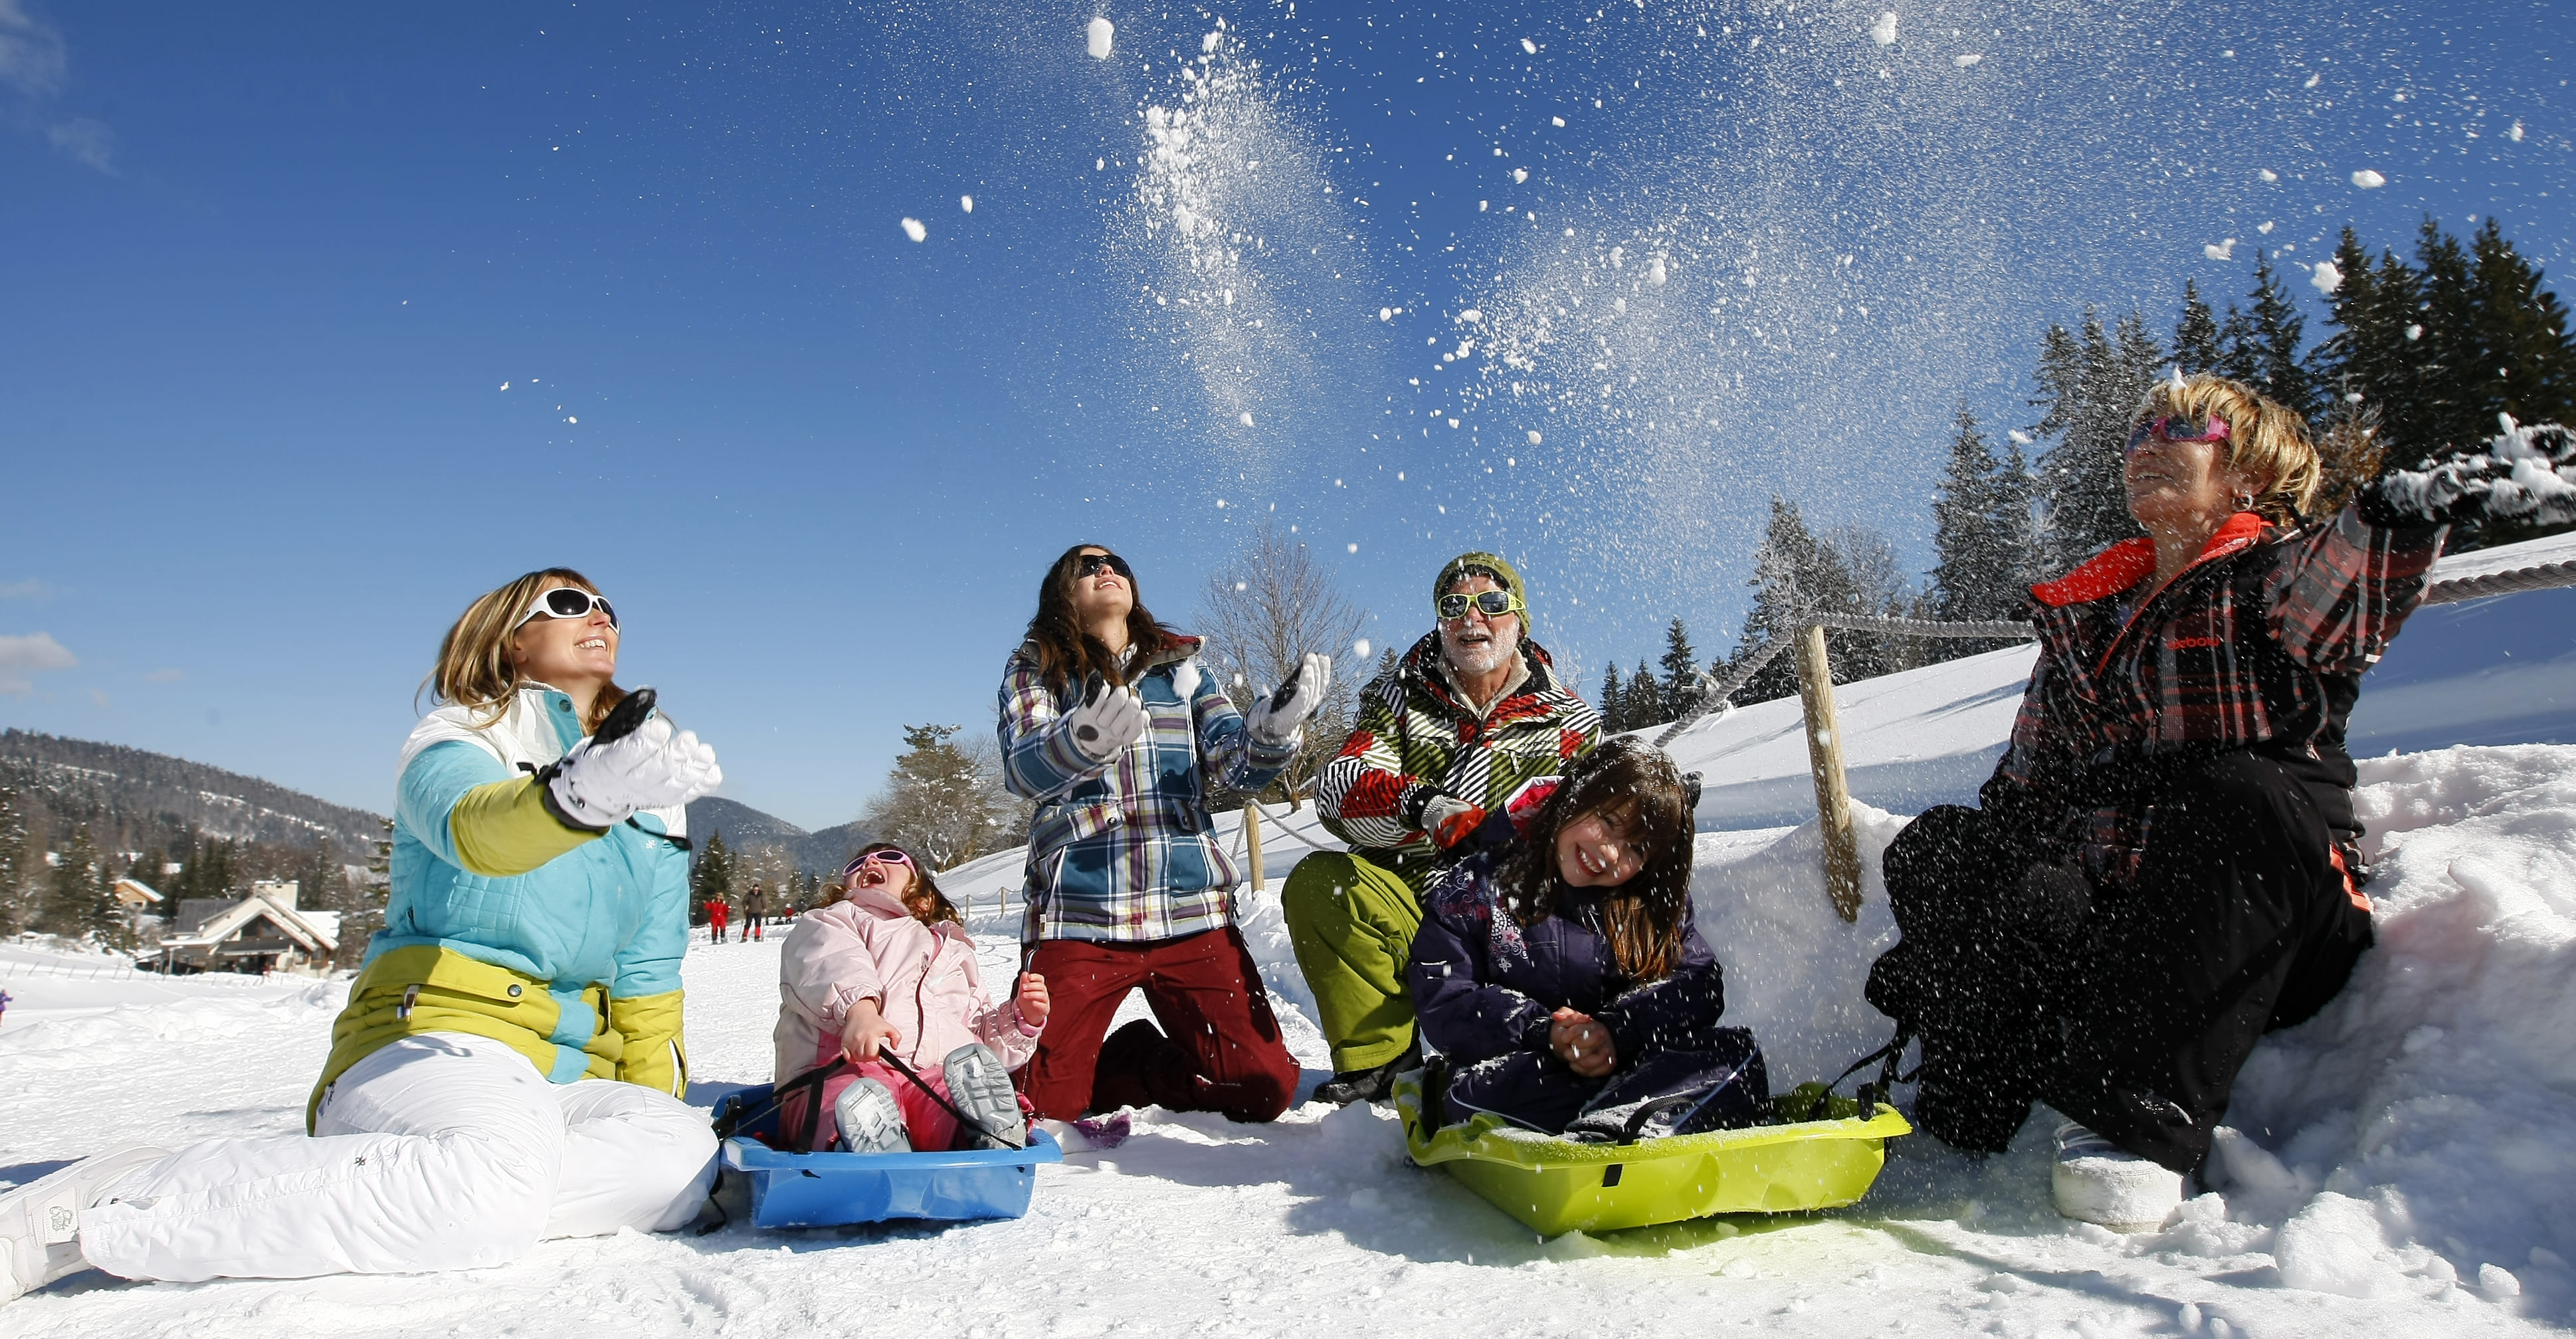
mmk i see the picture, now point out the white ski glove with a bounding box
[1246,652,1334,748]
[2364,418,2576,527]
[1063,674,1151,766]
[541,694,723,831]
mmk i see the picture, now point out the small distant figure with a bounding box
[743,882,770,944]
[704,896,732,944]
[0,987,11,1028]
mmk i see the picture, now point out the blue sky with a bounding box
[2,0,2567,829]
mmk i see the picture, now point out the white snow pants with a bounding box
[78,1032,718,1283]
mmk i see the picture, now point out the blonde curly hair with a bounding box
[2130,373,2323,524]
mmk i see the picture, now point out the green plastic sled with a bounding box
[1392,1072,1911,1237]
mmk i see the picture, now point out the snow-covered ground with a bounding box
[3,533,2571,1334]
[3,740,2571,1334]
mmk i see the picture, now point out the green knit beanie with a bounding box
[1434,550,1528,623]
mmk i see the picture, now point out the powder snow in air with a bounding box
[1521,38,1537,54]
[498,381,508,391]
[1352,639,1371,658]
[1648,258,1667,285]
[2205,239,2237,261]
[1203,31,1220,54]
[2510,120,2526,142]
[961,195,973,213]
[1086,17,1113,59]
[1526,429,1542,445]
[1870,11,1900,45]
[1551,115,1565,127]
[1239,411,1254,427]
[1345,543,1357,554]
[900,217,928,242]
[1952,52,1981,67]
[2351,169,2387,189]
[1379,307,1393,321]
[1457,310,1482,324]
[2311,259,2345,293]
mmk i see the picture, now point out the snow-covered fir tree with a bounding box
[1657,619,1700,722]
[2032,311,2161,575]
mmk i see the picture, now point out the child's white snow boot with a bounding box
[835,1079,912,1155]
[0,1146,170,1303]
[2051,1122,2184,1232]
[942,1043,1027,1151]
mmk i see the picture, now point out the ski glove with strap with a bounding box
[1063,673,1151,766]
[1245,652,1334,748]
[1419,794,1488,850]
[540,690,722,831]
[2361,418,2576,528]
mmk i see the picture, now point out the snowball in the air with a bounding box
[1512,167,1529,183]
[900,217,928,242]
[565,416,577,424]
[1953,52,1981,67]
[961,195,974,213]
[1521,38,1537,54]
[1203,31,1220,53]
[1527,430,1542,445]
[1087,17,1114,59]
[1870,11,1898,45]
[500,381,510,391]
[1239,411,1255,427]
[2259,168,2279,182]
[1551,116,1565,127]
[1648,258,1668,285]
[1346,543,1359,554]
[1457,309,1482,323]
[2310,260,2344,294]
[1379,307,1393,321]
[1354,639,1372,659]
[2351,169,2386,189]
[2205,239,2236,262]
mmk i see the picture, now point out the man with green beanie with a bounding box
[1286,551,1603,1104]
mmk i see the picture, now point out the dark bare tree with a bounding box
[1196,520,1368,806]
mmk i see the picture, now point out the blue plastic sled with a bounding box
[710,1082,1062,1229]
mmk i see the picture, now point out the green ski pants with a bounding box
[1281,851,1426,1073]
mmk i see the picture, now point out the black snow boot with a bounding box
[1312,1039,1421,1107]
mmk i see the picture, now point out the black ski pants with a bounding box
[1868,748,2374,1174]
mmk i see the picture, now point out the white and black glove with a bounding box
[2363,419,2576,528]
[1245,652,1334,748]
[540,688,723,831]
[1063,672,1150,766]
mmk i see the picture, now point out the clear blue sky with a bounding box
[3,0,2567,829]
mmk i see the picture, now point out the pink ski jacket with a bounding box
[770,887,1042,1089]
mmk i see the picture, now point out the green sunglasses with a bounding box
[1437,589,1525,621]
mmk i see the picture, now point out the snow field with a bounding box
[3,748,2572,1334]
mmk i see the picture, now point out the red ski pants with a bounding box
[1017,926,1300,1123]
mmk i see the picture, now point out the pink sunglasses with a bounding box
[2126,413,2232,455]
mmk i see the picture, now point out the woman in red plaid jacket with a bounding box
[1863,371,2555,1230]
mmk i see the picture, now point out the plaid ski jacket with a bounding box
[999,636,1295,944]
[1315,631,1601,889]
[1986,506,2446,890]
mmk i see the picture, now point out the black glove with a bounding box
[2361,421,2576,528]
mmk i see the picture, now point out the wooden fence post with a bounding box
[1793,624,1862,922]
[1244,800,1266,896]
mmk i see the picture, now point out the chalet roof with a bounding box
[111,878,163,906]
[158,886,338,956]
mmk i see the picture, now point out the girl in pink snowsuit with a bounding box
[771,844,1049,1151]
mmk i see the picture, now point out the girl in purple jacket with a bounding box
[1407,738,1763,1139]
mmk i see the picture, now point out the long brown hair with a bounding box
[1020,544,1183,696]
[425,568,627,734]
[1496,738,1698,981]
[846,842,961,928]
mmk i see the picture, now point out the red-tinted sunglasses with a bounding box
[2126,413,2232,455]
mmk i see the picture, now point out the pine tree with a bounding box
[1599,662,1625,733]
[691,830,736,920]
[1725,499,1882,702]
[1928,402,2031,660]
[2413,217,2484,461]
[2469,217,2576,437]
[2221,251,2322,421]
[38,825,118,944]
[2032,311,2161,575]
[1658,619,1700,720]
[1623,660,1663,728]
[2173,280,2225,374]
[860,724,1005,869]
[0,785,30,934]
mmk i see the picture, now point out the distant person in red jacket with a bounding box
[704,896,731,944]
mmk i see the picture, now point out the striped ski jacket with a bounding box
[1314,631,1601,890]
[998,635,1295,944]
[1986,505,2446,890]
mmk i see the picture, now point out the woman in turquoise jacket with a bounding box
[1,567,726,1298]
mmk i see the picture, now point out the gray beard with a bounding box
[1443,628,1517,680]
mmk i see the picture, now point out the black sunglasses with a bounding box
[1076,552,1134,580]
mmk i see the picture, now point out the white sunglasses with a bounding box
[515,587,618,629]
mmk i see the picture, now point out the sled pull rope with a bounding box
[870,1048,1022,1150]
[1813,1026,1917,1123]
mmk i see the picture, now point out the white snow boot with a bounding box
[0,1146,170,1304]
[942,1043,1027,1151]
[2051,1122,2184,1232]
[835,1079,912,1155]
